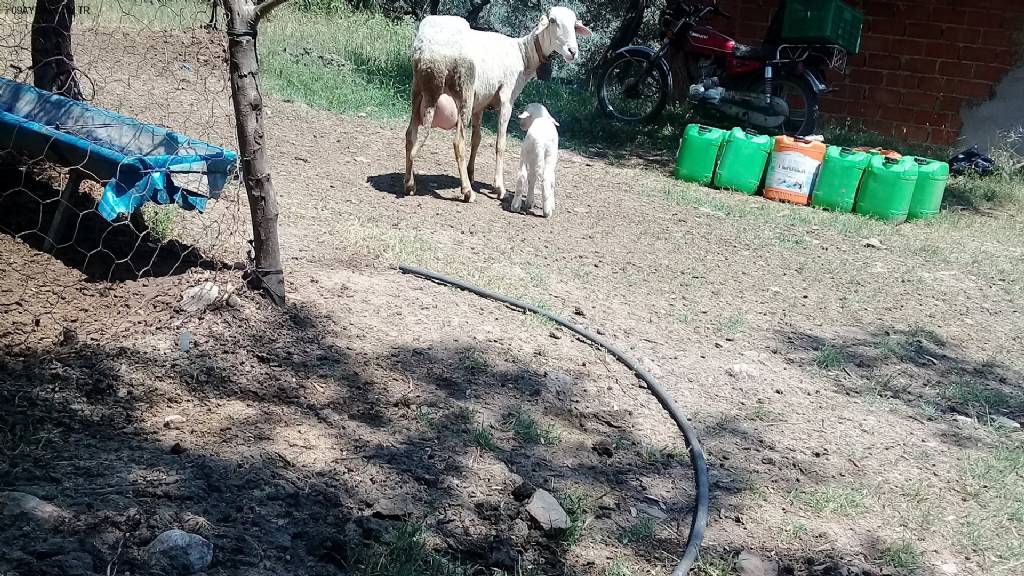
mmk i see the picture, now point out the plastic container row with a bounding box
[673,124,950,223]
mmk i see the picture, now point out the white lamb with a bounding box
[404,7,590,203]
[512,103,559,218]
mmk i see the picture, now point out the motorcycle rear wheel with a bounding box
[597,52,671,124]
[756,74,819,136]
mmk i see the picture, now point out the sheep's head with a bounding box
[518,102,559,131]
[537,6,591,64]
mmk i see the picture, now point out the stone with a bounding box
[0,491,70,528]
[726,363,758,380]
[937,562,958,574]
[737,550,780,576]
[371,494,416,520]
[636,504,667,520]
[591,438,615,457]
[164,415,186,429]
[525,489,569,531]
[951,414,974,426]
[863,238,883,249]
[989,415,1020,429]
[179,282,220,313]
[146,529,213,575]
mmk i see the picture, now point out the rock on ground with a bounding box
[146,529,213,575]
[0,491,70,528]
[526,489,570,531]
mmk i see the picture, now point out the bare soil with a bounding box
[2,26,1023,576]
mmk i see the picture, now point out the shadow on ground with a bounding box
[779,326,1023,432]
[0,164,228,281]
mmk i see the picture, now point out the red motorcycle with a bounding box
[597,0,848,135]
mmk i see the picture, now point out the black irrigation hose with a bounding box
[398,264,710,576]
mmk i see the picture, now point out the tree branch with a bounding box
[253,0,289,22]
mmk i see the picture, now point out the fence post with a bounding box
[221,0,289,307]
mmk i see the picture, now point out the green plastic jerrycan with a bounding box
[810,146,870,212]
[854,155,920,223]
[906,157,950,221]
[713,127,773,195]
[674,124,726,185]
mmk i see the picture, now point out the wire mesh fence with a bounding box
[1,0,251,348]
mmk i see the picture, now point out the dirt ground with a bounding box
[2,26,1023,576]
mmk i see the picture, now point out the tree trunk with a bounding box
[588,0,648,90]
[221,0,287,306]
[31,0,83,99]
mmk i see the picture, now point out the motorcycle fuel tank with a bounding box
[687,26,735,55]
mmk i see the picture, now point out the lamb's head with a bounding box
[537,6,591,64]
[518,102,559,131]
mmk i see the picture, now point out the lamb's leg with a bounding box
[454,100,475,202]
[511,163,528,213]
[542,150,557,218]
[494,101,513,200]
[527,170,538,213]
[468,110,483,184]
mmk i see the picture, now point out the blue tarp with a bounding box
[0,76,238,221]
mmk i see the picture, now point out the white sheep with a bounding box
[512,103,559,218]
[403,6,590,203]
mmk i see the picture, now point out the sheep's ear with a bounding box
[574,22,592,36]
[552,119,560,126]
[517,111,530,119]
[537,14,549,29]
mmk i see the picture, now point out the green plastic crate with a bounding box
[781,0,863,54]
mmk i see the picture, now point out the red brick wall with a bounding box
[718,0,1024,144]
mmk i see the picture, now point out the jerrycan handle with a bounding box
[698,125,712,134]
[883,156,899,165]
[839,146,856,154]
[914,157,930,165]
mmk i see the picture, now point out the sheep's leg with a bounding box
[494,101,513,200]
[404,94,421,196]
[511,163,528,213]
[454,103,475,202]
[468,110,483,184]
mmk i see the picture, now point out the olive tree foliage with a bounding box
[299,0,667,81]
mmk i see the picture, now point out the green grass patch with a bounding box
[799,485,871,516]
[510,411,561,446]
[640,443,683,463]
[470,422,501,453]
[556,489,590,546]
[602,559,633,576]
[142,204,177,241]
[814,344,846,370]
[616,516,656,545]
[416,406,437,428]
[693,555,736,576]
[879,540,923,574]
[944,379,1015,416]
[348,522,481,576]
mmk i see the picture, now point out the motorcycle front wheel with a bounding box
[597,52,671,124]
